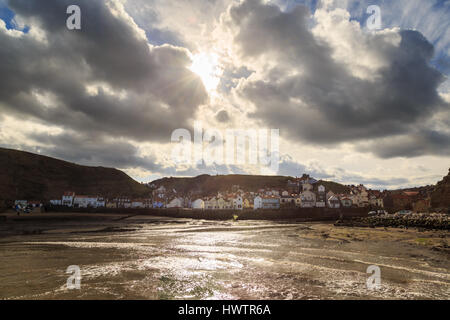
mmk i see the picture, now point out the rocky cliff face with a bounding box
[431,169,450,209]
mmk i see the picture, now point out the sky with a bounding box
[0,0,449,190]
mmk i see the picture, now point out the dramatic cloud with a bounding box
[359,130,450,159]
[0,0,449,188]
[0,0,207,143]
[225,0,449,155]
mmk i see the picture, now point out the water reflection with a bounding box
[0,217,448,299]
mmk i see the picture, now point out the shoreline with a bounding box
[1,210,449,232]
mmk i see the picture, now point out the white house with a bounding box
[73,196,103,208]
[131,200,145,208]
[327,195,341,208]
[124,201,132,208]
[73,196,87,208]
[233,195,243,210]
[167,197,183,208]
[253,196,263,210]
[300,190,316,208]
[192,199,205,209]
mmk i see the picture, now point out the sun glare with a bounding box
[190,53,222,92]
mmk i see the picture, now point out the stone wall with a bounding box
[46,206,368,221]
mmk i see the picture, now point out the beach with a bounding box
[0,212,449,299]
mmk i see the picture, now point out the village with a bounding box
[13,174,432,214]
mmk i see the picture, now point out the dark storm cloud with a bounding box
[0,0,207,142]
[28,132,163,171]
[24,131,241,176]
[229,0,449,157]
[359,130,450,159]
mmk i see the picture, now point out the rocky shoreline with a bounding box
[335,213,450,230]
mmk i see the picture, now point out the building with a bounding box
[300,190,316,208]
[167,197,184,208]
[97,197,105,207]
[153,186,166,197]
[152,200,165,208]
[73,195,102,208]
[253,196,263,210]
[280,195,296,208]
[340,196,353,208]
[14,200,28,206]
[350,185,369,207]
[316,185,326,208]
[369,195,384,208]
[205,197,218,210]
[113,197,131,208]
[106,200,117,209]
[412,198,431,212]
[327,195,341,208]
[192,199,205,209]
[287,180,300,194]
[233,195,243,210]
[62,191,75,207]
[217,197,233,209]
[390,193,415,210]
[243,198,253,209]
[131,200,145,208]
[261,196,280,210]
[302,183,314,192]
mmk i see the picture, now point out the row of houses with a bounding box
[44,174,386,211]
[144,179,385,210]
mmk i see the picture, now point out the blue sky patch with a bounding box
[0,3,29,33]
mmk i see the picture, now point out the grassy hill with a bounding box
[0,147,149,202]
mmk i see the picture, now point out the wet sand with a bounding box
[0,212,449,299]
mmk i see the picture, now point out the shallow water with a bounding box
[0,215,449,299]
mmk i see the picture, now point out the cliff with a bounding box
[0,147,149,202]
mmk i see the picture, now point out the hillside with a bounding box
[151,174,350,196]
[431,169,450,209]
[0,148,149,202]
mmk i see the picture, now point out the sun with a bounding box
[189,53,222,92]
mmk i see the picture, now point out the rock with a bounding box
[431,168,450,209]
